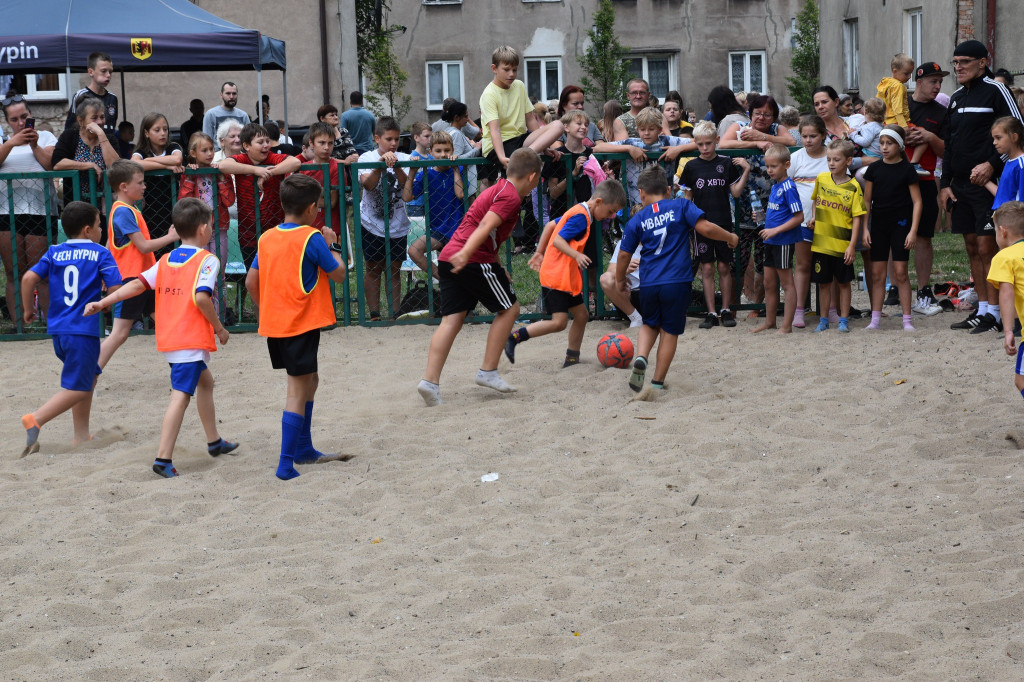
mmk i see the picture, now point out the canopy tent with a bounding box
[0,0,286,123]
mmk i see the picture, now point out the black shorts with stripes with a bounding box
[437,260,517,317]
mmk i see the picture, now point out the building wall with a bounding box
[388,0,803,125]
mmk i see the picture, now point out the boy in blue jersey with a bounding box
[19,202,123,456]
[753,145,804,334]
[616,167,738,393]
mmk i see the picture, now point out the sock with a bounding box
[418,379,442,407]
[479,369,497,380]
[979,301,989,316]
[990,305,1001,323]
[276,411,303,480]
[839,317,849,325]
[512,327,530,343]
[22,413,40,449]
[293,400,323,463]
[903,314,914,330]
[152,457,177,478]
[155,458,172,465]
[829,307,837,317]
[652,380,666,390]
[628,309,642,324]
[795,307,804,315]
[562,349,581,368]
[871,311,881,323]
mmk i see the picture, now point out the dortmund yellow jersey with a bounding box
[987,240,1024,337]
[811,172,867,257]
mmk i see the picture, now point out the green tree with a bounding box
[364,41,412,125]
[786,0,820,113]
[579,0,630,116]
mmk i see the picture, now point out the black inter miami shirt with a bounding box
[680,154,742,229]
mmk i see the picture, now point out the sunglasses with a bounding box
[1,94,26,107]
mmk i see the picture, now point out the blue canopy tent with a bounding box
[0,0,287,125]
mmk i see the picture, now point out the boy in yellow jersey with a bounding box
[86,199,236,478]
[810,140,866,333]
[99,160,179,368]
[986,202,1024,399]
[245,174,349,480]
[504,179,627,367]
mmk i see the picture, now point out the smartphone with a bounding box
[946,198,955,212]
[25,117,34,129]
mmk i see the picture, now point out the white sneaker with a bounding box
[912,297,942,316]
[475,371,517,393]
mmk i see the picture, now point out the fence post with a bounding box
[350,163,366,325]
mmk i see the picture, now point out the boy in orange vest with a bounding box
[244,174,349,480]
[86,198,236,478]
[99,160,179,369]
[504,179,627,367]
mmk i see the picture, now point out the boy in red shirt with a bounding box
[418,148,542,406]
[86,199,237,478]
[218,122,301,267]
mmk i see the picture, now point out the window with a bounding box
[624,54,675,100]
[422,0,462,4]
[0,73,68,102]
[843,20,859,91]
[525,58,561,103]
[905,9,922,87]
[729,51,766,94]
[425,60,463,110]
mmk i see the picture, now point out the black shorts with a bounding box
[868,209,912,262]
[361,227,407,264]
[582,221,600,267]
[541,286,585,314]
[764,243,795,270]
[811,252,854,284]
[267,328,320,377]
[481,133,529,183]
[1,214,53,238]
[918,179,938,239]
[629,290,641,310]
[949,179,995,237]
[113,279,155,321]
[437,259,517,316]
[694,233,734,264]
[428,230,450,247]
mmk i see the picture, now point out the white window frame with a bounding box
[524,57,562,103]
[623,54,677,100]
[905,8,923,88]
[21,73,68,102]
[843,20,860,91]
[421,0,462,5]
[728,50,767,94]
[424,60,464,111]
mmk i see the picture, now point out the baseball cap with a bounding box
[916,62,949,79]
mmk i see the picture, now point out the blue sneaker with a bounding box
[838,318,850,333]
[812,318,829,333]
[152,460,178,478]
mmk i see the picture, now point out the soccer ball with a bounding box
[596,333,634,369]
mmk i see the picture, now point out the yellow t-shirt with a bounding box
[811,172,867,257]
[479,79,531,158]
[877,77,909,127]
[987,240,1024,336]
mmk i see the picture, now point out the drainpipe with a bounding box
[319,0,331,104]
[987,0,997,67]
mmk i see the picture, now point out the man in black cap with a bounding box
[941,40,1024,333]
[906,61,949,316]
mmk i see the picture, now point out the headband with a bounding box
[879,129,904,149]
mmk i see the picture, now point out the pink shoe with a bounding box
[828,309,840,324]
[793,309,805,328]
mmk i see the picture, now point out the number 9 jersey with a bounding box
[30,239,122,336]
[619,198,706,287]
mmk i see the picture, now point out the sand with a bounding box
[3,300,1024,680]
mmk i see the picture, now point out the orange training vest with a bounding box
[539,203,592,296]
[108,201,156,280]
[154,248,217,353]
[256,225,336,338]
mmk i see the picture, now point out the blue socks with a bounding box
[153,458,177,478]
[276,411,303,480]
[293,401,325,464]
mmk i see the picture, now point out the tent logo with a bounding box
[130,38,153,61]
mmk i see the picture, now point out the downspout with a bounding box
[319,0,331,104]
[987,0,996,67]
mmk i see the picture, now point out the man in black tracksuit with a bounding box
[941,40,1024,334]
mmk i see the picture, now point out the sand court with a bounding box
[3,311,1024,679]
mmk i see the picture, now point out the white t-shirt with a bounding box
[140,245,220,364]
[0,130,58,214]
[357,149,411,238]
[788,149,830,226]
[611,240,642,290]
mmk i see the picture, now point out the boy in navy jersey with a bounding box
[616,167,738,393]
[19,202,122,455]
[753,145,804,333]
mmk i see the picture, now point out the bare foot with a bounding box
[750,323,776,333]
[776,326,792,334]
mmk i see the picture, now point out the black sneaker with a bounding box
[720,309,736,327]
[969,312,1003,334]
[950,312,981,330]
[699,312,719,329]
[919,285,938,305]
[884,286,899,306]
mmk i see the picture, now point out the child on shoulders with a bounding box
[877,53,914,128]
[504,179,627,367]
[19,202,122,455]
[85,199,237,477]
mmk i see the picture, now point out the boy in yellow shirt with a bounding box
[876,53,914,127]
[986,201,1024,399]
